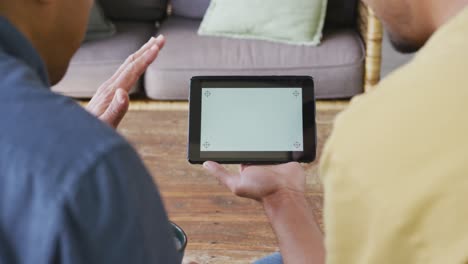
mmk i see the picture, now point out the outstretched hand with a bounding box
[87,35,165,128]
[203,162,325,264]
[203,161,306,202]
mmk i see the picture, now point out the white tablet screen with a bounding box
[200,88,303,152]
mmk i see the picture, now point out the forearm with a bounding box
[263,190,325,264]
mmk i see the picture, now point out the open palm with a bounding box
[204,161,306,201]
[86,35,165,128]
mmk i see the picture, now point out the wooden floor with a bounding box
[116,101,347,263]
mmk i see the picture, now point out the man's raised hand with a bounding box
[87,35,165,128]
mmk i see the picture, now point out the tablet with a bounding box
[188,76,316,164]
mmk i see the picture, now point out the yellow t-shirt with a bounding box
[320,7,468,264]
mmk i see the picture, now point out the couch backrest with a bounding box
[325,0,358,28]
[99,0,168,21]
[171,0,358,28]
[171,0,210,19]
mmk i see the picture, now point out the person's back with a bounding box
[0,18,178,264]
[320,6,468,263]
[0,0,179,262]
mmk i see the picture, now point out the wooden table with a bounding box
[118,102,345,263]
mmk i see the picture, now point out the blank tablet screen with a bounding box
[200,88,304,152]
[188,76,316,164]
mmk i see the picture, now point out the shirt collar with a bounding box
[0,16,49,86]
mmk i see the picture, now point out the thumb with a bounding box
[100,88,129,128]
[203,161,238,191]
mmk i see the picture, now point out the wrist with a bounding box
[262,189,308,217]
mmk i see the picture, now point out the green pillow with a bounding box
[84,2,116,42]
[198,0,328,46]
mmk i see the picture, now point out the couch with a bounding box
[52,0,383,100]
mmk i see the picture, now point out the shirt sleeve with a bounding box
[57,143,180,264]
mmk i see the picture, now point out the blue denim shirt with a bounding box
[0,17,179,263]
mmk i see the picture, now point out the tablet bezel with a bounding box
[188,76,316,164]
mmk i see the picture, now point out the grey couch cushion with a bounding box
[144,17,364,100]
[53,23,155,98]
[99,0,168,21]
[172,0,210,19]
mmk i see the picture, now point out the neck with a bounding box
[0,4,63,85]
[1,11,51,74]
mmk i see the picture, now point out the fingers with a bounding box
[112,40,161,93]
[239,164,253,172]
[107,35,165,90]
[203,161,239,191]
[86,89,114,117]
[87,36,164,126]
[121,35,165,76]
[154,34,165,49]
[134,35,165,61]
[88,35,165,119]
[99,88,129,128]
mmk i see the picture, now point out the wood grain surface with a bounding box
[117,106,344,263]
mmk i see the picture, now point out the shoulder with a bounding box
[0,55,133,201]
[321,13,468,263]
[321,34,468,181]
[327,28,468,154]
[0,52,44,89]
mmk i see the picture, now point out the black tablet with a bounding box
[188,76,316,164]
